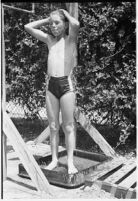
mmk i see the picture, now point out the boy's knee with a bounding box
[49,121,59,133]
[62,122,75,134]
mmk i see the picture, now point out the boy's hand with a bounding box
[60,9,69,16]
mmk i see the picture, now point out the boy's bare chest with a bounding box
[49,38,74,58]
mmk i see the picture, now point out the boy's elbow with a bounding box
[24,24,32,33]
[72,20,80,28]
[76,21,80,28]
[24,24,29,31]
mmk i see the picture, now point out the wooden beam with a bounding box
[34,126,50,144]
[3,112,53,196]
[66,3,78,68]
[118,171,136,188]
[74,108,116,157]
[66,3,78,19]
[104,161,136,184]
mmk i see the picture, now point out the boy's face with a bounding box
[49,14,67,37]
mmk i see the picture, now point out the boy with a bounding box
[24,9,79,174]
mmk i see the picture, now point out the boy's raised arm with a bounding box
[24,17,51,44]
[60,9,80,41]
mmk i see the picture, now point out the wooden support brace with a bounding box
[34,126,50,144]
[33,113,62,144]
[74,108,116,157]
[3,112,53,196]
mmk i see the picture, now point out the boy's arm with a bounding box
[61,9,80,41]
[24,18,51,45]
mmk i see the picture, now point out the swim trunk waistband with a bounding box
[49,76,68,81]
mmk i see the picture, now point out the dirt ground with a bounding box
[3,139,119,200]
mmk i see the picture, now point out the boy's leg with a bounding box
[45,90,60,170]
[60,92,78,174]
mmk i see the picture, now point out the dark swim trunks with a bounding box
[48,76,74,99]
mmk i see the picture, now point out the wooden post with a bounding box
[3,112,53,195]
[74,108,116,157]
[2,4,7,182]
[34,126,50,144]
[66,3,78,68]
[66,3,78,148]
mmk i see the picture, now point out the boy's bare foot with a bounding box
[45,160,58,170]
[68,164,78,174]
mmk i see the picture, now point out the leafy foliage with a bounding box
[74,2,136,146]
[4,2,136,146]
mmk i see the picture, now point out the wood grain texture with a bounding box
[118,170,136,188]
[104,160,136,184]
[85,159,136,199]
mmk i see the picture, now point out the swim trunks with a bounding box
[48,76,74,99]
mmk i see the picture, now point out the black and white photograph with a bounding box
[1,1,136,199]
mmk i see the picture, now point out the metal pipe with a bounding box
[2,4,35,13]
[2,4,7,183]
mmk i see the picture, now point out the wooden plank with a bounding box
[94,180,136,199]
[85,159,137,199]
[85,159,124,186]
[104,160,136,184]
[3,112,53,195]
[118,170,137,188]
[74,108,116,157]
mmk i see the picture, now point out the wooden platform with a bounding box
[85,157,137,199]
[4,141,137,199]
